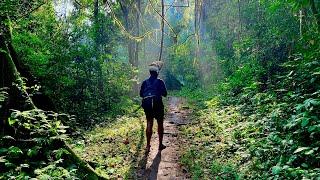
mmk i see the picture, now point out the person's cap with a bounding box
[149,65,159,73]
[148,61,163,74]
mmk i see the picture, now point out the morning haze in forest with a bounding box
[0,0,320,179]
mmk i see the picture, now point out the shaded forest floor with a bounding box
[71,96,191,179]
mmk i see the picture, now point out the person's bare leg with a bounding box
[157,119,166,150]
[146,118,153,152]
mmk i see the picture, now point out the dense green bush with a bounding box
[167,43,201,89]
[0,110,79,179]
[181,29,320,180]
[179,0,320,179]
[10,2,136,124]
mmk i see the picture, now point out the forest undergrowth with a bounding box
[178,36,320,179]
[71,113,146,179]
[69,98,170,179]
[1,0,320,179]
[0,101,147,179]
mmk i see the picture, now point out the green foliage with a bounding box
[179,0,320,178]
[0,110,80,179]
[175,87,207,101]
[167,43,201,88]
[0,88,9,109]
[180,100,244,179]
[2,0,320,178]
[101,61,138,114]
[9,110,69,140]
[71,112,146,179]
[10,1,137,124]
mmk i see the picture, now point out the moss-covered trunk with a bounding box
[0,17,35,134]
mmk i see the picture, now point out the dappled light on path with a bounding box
[138,97,190,179]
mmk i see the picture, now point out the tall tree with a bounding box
[118,0,140,66]
[159,0,165,61]
[194,0,202,62]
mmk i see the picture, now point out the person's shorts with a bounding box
[142,97,164,121]
[144,107,164,121]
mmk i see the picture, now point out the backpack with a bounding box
[141,79,160,111]
[142,79,160,98]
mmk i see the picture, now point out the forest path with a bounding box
[138,96,191,180]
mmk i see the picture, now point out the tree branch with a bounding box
[15,1,47,21]
[147,0,178,38]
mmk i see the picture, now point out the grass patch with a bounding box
[71,110,147,179]
[180,91,320,179]
[179,98,249,179]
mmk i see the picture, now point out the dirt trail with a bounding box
[139,96,190,180]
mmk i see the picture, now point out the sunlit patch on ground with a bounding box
[71,114,147,179]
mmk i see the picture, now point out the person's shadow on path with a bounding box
[135,150,162,179]
[147,151,162,180]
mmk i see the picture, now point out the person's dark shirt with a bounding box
[140,75,167,98]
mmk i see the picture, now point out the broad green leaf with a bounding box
[304,149,314,155]
[8,118,17,126]
[272,166,281,175]
[301,118,310,127]
[23,123,31,129]
[308,125,317,132]
[295,104,304,111]
[8,146,23,156]
[0,148,8,154]
[293,147,310,154]
[20,164,30,168]
[27,147,39,157]
[0,156,6,163]
[301,163,308,168]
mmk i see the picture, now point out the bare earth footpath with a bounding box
[137,96,191,180]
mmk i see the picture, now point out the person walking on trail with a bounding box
[140,61,167,153]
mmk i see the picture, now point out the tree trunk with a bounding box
[159,0,165,61]
[134,0,141,66]
[119,1,139,67]
[93,0,105,111]
[94,0,99,51]
[194,0,202,64]
[299,8,306,37]
[0,17,36,131]
[238,0,242,42]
